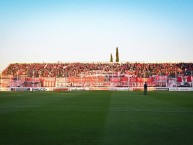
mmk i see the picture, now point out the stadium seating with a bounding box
[1,62,193,87]
[2,62,193,78]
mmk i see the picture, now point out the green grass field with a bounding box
[0,91,193,145]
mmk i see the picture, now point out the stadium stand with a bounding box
[3,62,193,77]
[1,62,193,88]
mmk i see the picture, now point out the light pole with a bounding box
[95,71,97,87]
[127,75,130,88]
[33,70,35,88]
[112,62,114,88]
[191,71,193,88]
[17,70,19,87]
[0,71,2,88]
[81,72,82,87]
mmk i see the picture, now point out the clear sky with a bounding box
[0,0,193,71]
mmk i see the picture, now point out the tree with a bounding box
[116,47,119,62]
[110,53,113,62]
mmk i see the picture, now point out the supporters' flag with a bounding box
[120,77,128,82]
[115,72,120,76]
[187,76,192,82]
[177,77,182,82]
[129,77,137,82]
[110,77,120,82]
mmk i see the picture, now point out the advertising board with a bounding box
[0,88,11,91]
[11,87,31,91]
[31,88,49,91]
[169,87,193,91]
[109,87,129,91]
[69,87,89,91]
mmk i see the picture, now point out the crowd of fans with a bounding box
[2,62,193,78]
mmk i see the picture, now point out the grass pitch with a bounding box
[0,91,193,145]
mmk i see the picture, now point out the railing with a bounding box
[0,75,192,88]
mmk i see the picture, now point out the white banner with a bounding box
[109,87,129,91]
[169,87,193,91]
[69,87,89,91]
[0,88,11,91]
[55,78,68,87]
[31,88,49,91]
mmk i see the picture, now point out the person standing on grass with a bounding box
[144,82,147,95]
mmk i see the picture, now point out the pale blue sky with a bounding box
[0,0,193,70]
